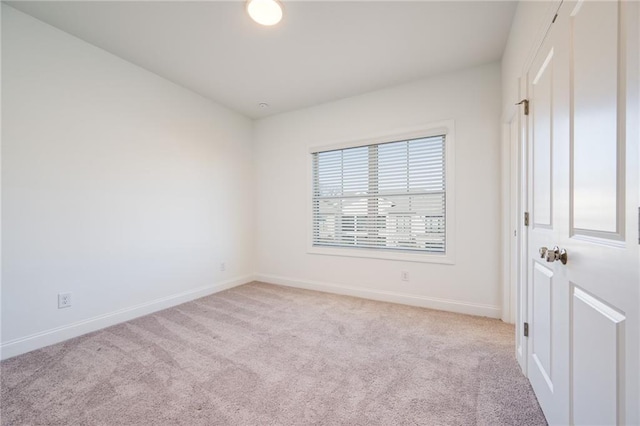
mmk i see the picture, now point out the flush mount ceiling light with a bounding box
[246,0,283,26]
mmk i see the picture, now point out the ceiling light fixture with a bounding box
[246,0,283,26]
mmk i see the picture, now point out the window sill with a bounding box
[307,245,455,264]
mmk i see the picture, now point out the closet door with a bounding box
[524,1,639,424]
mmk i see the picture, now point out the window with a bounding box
[311,127,451,260]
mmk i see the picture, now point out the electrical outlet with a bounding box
[58,292,72,309]
[220,262,226,272]
[401,271,409,282]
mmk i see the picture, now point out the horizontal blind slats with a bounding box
[312,135,446,253]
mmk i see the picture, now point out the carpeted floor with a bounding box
[1,282,546,425]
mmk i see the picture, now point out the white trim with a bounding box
[573,286,626,324]
[502,113,521,325]
[501,121,512,323]
[256,273,501,319]
[0,275,255,360]
[517,72,530,377]
[306,120,456,265]
[306,245,454,264]
[0,3,3,355]
[308,122,453,154]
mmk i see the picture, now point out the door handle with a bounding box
[539,246,568,265]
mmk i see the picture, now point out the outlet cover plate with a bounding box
[58,292,72,309]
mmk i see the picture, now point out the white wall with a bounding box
[253,63,503,317]
[1,6,255,359]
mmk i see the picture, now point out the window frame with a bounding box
[306,121,456,264]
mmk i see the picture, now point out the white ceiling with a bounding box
[7,1,517,119]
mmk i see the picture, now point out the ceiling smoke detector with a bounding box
[246,0,283,27]
[258,102,270,109]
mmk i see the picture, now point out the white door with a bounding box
[524,1,639,425]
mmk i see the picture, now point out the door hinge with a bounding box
[524,322,529,337]
[524,212,530,227]
[552,13,558,23]
[516,99,529,115]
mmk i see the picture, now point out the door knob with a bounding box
[539,247,548,258]
[539,246,568,265]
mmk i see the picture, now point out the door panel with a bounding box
[571,0,621,236]
[532,49,555,229]
[532,261,553,388]
[526,17,569,421]
[572,285,626,426]
[566,0,637,423]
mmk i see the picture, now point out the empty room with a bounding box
[1,0,638,424]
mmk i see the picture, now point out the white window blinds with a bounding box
[312,135,446,253]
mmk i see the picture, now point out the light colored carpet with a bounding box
[1,282,546,425]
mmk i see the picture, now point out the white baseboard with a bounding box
[0,275,255,360]
[2,274,501,360]
[256,273,501,319]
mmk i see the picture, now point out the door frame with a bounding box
[501,110,524,324]
[501,106,527,371]
[501,114,518,326]
[506,0,563,376]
